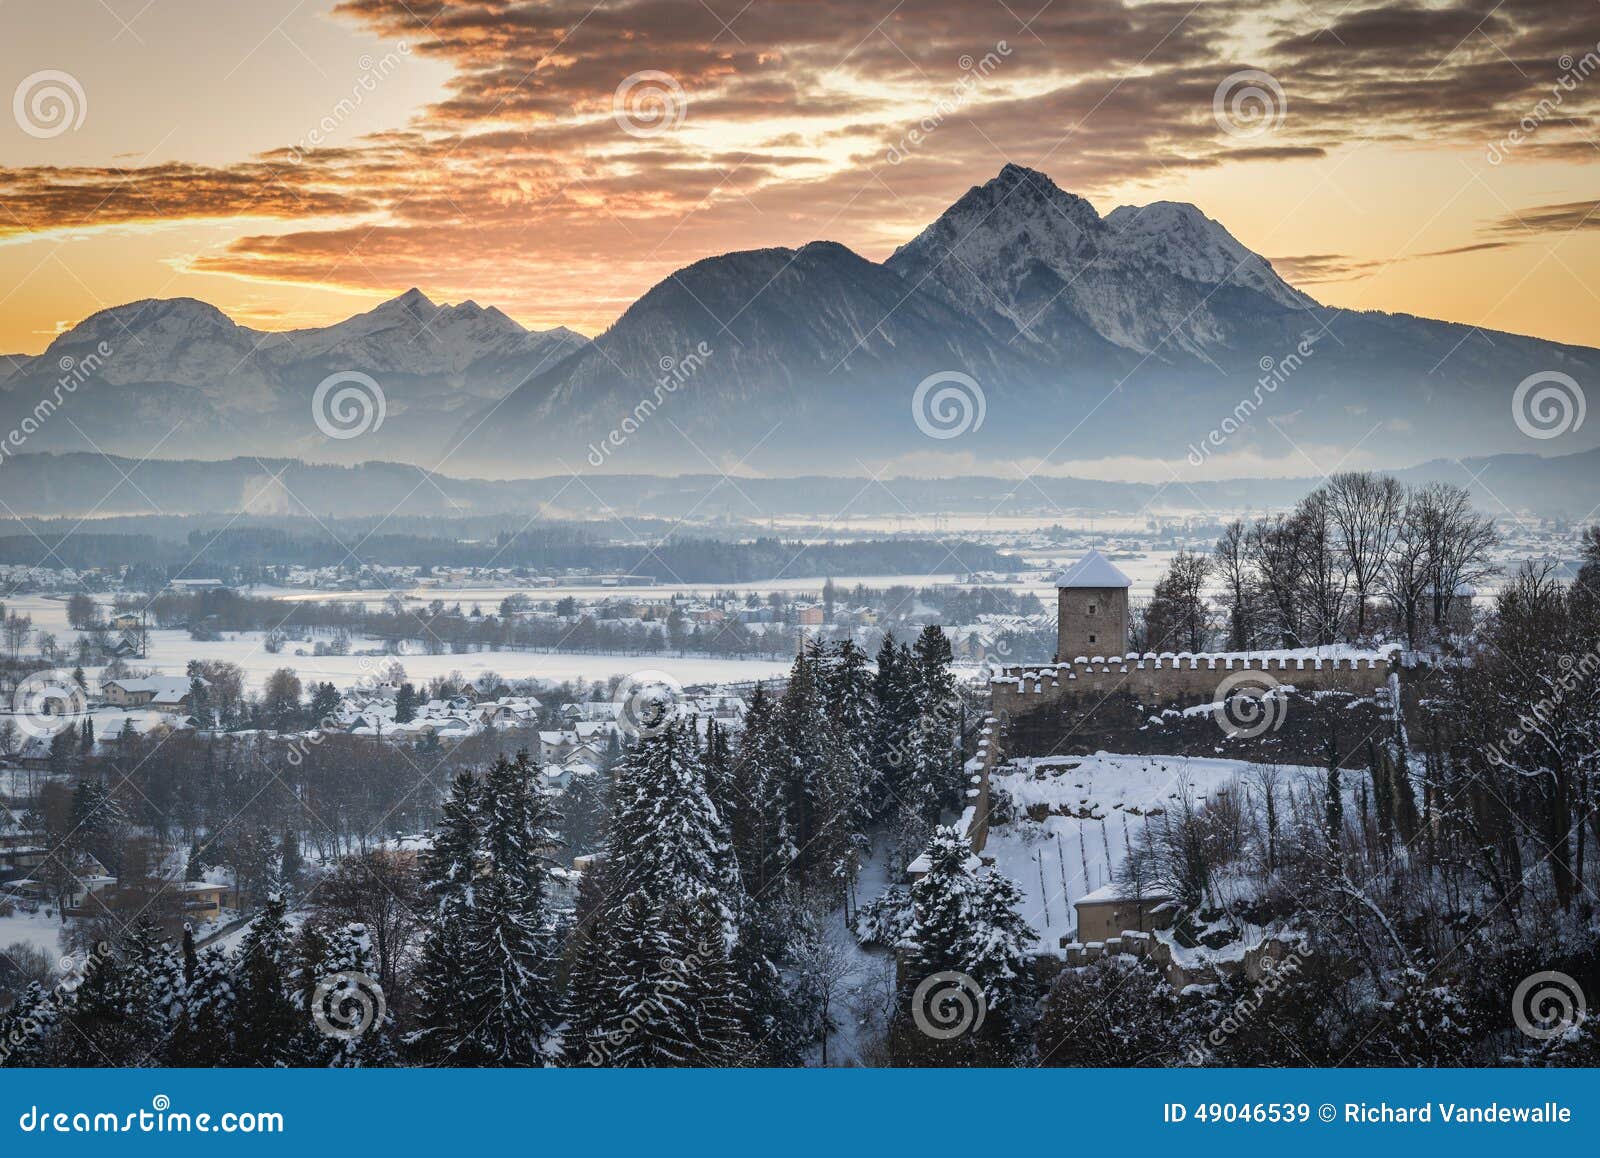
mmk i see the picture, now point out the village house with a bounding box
[101,675,208,711]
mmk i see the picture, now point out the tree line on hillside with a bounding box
[0,525,1016,585]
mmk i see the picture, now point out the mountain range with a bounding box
[3,163,1596,478]
[6,446,1598,522]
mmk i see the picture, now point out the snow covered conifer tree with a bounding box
[408,769,486,1064]
[302,922,396,1067]
[965,871,1038,1060]
[230,888,304,1065]
[462,751,563,1063]
[728,685,793,897]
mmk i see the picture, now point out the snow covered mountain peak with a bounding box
[1104,201,1313,311]
[886,164,1315,356]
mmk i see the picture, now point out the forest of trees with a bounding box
[1135,473,1499,653]
[3,629,1026,1067]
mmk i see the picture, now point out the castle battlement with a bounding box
[991,646,1399,712]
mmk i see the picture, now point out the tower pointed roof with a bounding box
[1053,549,1132,589]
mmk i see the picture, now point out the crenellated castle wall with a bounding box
[991,649,1398,716]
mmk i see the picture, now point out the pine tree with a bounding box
[0,982,60,1067]
[171,942,236,1066]
[908,625,959,820]
[230,890,304,1065]
[572,722,750,1066]
[116,916,183,1065]
[308,681,341,725]
[868,634,912,816]
[464,752,562,1063]
[301,922,396,1067]
[408,770,485,1064]
[727,685,793,897]
[606,722,739,912]
[278,829,305,898]
[393,682,417,724]
[966,871,1038,1060]
[900,826,979,979]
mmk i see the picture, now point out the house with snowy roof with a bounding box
[102,675,207,711]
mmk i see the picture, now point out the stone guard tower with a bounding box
[1054,549,1132,661]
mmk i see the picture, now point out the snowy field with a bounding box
[982,754,1309,948]
[0,593,797,694]
[0,908,67,966]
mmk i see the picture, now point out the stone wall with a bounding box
[994,651,1396,715]
[991,652,1402,767]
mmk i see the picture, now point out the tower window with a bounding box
[1088,604,1096,614]
[1088,633,1097,644]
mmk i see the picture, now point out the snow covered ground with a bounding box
[982,754,1279,949]
[0,907,66,965]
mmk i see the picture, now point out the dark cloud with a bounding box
[2,0,1596,328]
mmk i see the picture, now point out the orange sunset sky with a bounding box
[2,0,1598,356]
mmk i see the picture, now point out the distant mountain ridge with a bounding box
[2,163,1596,476]
[4,446,1596,522]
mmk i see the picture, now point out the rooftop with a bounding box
[1054,549,1132,589]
